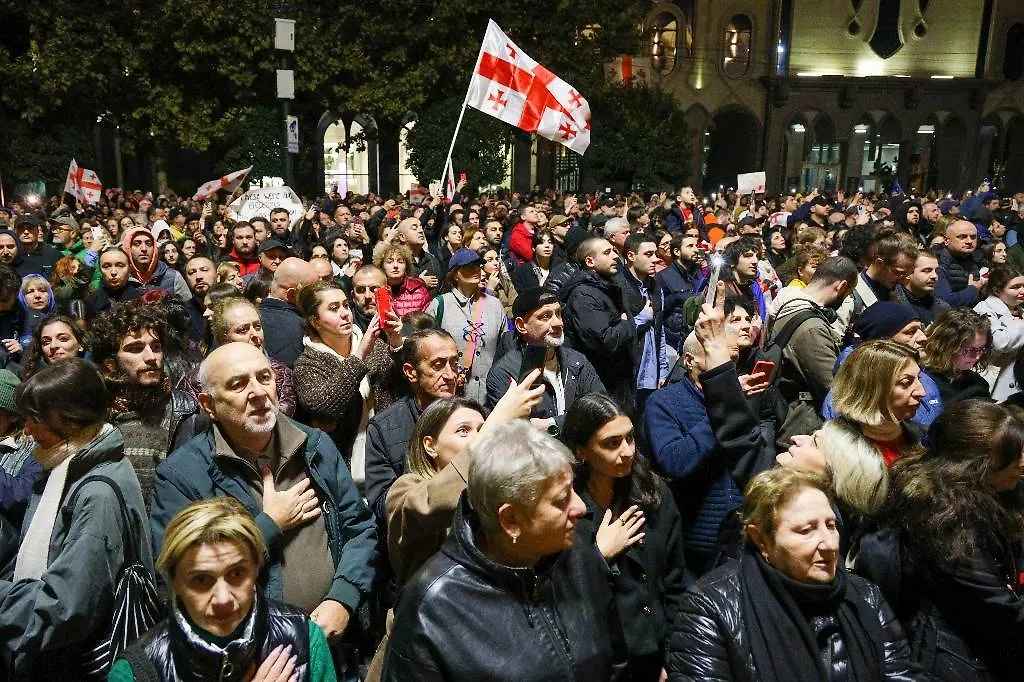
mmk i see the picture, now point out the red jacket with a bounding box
[508,221,535,265]
[392,277,432,318]
[228,249,261,277]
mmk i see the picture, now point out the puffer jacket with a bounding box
[934,246,981,307]
[382,495,627,681]
[561,268,637,407]
[119,595,311,682]
[665,561,921,682]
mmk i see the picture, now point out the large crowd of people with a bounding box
[0,180,1022,680]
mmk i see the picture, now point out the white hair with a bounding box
[819,419,889,515]
[468,421,574,534]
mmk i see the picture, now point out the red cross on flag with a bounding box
[466,20,591,155]
[193,166,253,201]
[64,158,103,205]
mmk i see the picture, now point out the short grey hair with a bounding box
[196,357,215,397]
[468,421,574,534]
[603,217,629,237]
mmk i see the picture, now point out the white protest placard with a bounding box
[737,171,766,195]
[232,186,305,227]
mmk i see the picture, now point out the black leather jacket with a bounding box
[383,496,627,681]
[665,561,921,682]
[121,595,310,682]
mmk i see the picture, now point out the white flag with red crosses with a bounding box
[193,166,253,201]
[466,20,591,155]
[64,158,103,205]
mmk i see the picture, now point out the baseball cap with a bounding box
[258,238,288,255]
[13,214,41,229]
[447,247,483,271]
[51,214,80,232]
[512,286,560,319]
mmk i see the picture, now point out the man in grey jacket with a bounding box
[768,256,858,449]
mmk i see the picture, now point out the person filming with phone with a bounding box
[486,287,605,436]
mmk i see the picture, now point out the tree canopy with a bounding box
[0,0,693,193]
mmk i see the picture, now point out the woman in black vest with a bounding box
[111,496,337,681]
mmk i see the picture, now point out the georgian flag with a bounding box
[466,20,591,155]
[64,159,103,205]
[193,166,253,201]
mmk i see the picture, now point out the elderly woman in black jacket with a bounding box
[563,392,686,682]
[854,400,1024,681]
[666,467,919,682]
[383,420,626,681]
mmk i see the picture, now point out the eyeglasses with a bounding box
[958,344,987,356]
[353,285,382,294]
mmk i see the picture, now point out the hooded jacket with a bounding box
[561,268,637,406]
[16,275,56,348]
[121,226,191,302]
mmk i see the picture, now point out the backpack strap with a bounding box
[64,474,138,566]
[772,308,827,351]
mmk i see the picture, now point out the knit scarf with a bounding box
[738,548,885,682]
[14,423,109,581]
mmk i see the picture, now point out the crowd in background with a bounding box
[0,178,1022,680]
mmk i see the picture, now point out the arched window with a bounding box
[1004,23,1024,81]
[650,12,679,75]
[723,15,752,79]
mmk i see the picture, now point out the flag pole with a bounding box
[439,20,492,190]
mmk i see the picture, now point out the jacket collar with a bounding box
[444,494,567,593]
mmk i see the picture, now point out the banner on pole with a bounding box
[287,116,299,154]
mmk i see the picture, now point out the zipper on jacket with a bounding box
[532,582,573,660]
[218,652,233,682]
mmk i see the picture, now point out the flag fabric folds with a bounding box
[193,166,253,201]
[466,20,591,155]
[64,159,103,205]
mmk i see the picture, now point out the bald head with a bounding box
[310,257,333,281]
[397,217,426,248]
[945,220,978,256]
[271,257,318,302]
[197,342,278,445]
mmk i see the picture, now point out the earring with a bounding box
[512,534,519,545]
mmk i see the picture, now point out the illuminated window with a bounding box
[651,13,679,75]
[724,15,752,79]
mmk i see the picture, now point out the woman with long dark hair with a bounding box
[19,313,86,381]
[562,392,686,682]
[855,400,1024,680]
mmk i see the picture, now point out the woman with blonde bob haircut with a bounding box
[830,339,925,467]
[110,497,337,681]
[665,467,915,681]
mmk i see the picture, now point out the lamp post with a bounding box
[275,18,296,186]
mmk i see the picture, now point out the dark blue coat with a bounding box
[644,362,766,560]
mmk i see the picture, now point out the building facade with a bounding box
[649,0,1024,195]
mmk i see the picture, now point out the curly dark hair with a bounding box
[885,400,1024,571]
[87,300,169,369]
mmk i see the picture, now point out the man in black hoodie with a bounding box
[561,237,638,410]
